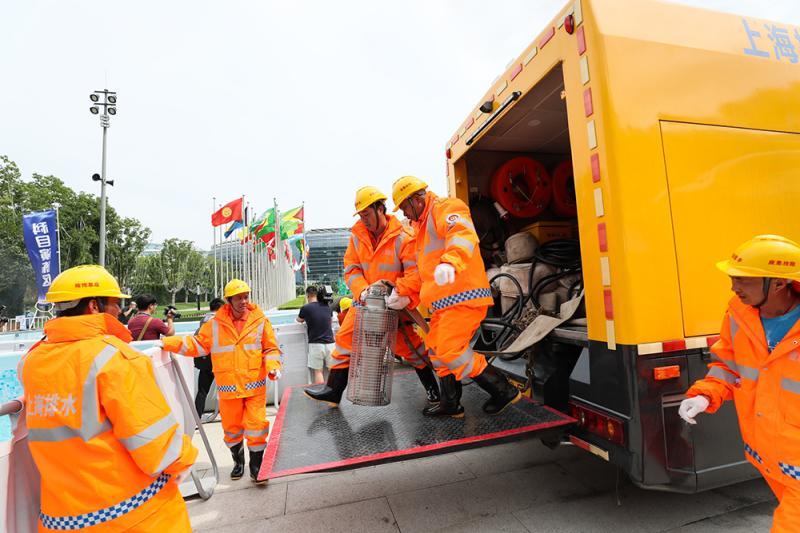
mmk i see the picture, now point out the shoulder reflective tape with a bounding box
[730,318,739,341]
[211,321,235,353]
[446,236,475,254]
[424,215,445,255]
[781,377,800,394]
[707,366,737,384]
[40,473,170,530]
[28,344,117,443]
[119,413,177,452]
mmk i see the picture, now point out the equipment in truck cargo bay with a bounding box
[258,370,574,480]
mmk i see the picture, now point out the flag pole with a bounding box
[302,200,308,291]
[212,197,218,297]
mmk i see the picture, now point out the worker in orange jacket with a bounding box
[159,279,281,483]
[305,186,439,406]
[20,265,197,531]
[679,235,800,532]
[391,176,521,418]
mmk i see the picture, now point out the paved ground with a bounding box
[185,411,776,533]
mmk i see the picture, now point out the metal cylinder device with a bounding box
[347,284,397,406]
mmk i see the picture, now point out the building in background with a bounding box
[302,228,350,287]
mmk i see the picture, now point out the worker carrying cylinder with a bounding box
[679,235,800,532]
[305,185,440,406]
[158,278,282,483]
[391,176,521,418]
[20,265,198,531]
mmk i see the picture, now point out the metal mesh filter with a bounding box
[347,287,398,406]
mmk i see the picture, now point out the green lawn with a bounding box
[278,296,305,310]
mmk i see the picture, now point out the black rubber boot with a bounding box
[304,368,349,406]
[472,364,522,415]
[415,366,440,403]
[249,450,266,484]
[423,374,464,418]
[230,443,245,480]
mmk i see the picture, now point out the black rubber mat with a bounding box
[259,370,574,480]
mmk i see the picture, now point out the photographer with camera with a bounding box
[127,294,176,341]
[297,285,336,384]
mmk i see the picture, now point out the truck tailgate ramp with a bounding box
[258,370,574,481]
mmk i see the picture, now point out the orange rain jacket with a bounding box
[407,191,493,312]
[162,303,281,400]
[20,314,197,531]
[343,214,419,306]
[687,296,800,487]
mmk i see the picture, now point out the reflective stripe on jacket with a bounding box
[687,296,800,485]
[408,191,492,311]
[20,313,197,530]
[343,214,419,307]
[162,303,281,399]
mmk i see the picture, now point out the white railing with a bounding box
[1,317,49,333]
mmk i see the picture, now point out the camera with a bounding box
[317,285,333,305]
[164,305,182,319]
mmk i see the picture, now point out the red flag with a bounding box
[211,198,243,227]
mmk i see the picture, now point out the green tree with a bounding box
[158,239,194,305]
[106,216,151,293]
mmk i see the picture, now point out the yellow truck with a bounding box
[446,0,800,491]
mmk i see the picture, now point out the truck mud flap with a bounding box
[258,370,574,481]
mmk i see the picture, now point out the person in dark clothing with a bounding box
[194,298,225,420]
[297,286,335,384]
[118,300,137,325]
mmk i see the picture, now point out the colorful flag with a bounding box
[224,220,243,238]
[211,198,243,227]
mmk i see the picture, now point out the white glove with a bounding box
[359,289,368,302]
[385,289,411,310]
[152,340,164,348]
[268,369,282,381]
[433,263,456,286]
[678,395,709,425]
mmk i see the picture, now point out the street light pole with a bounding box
[99,115,109,266]
[89,89,117,267]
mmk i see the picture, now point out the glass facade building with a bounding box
[304,228,351,285]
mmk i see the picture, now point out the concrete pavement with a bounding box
[186,413,776,532]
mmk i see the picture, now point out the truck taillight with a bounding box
[569,401,625,446]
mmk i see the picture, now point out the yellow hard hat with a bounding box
[392,176,428,211]
[339,297,353,312]
[353,186,388,215]
[716,234,800,281]
[46,265,130,303]
[224,279,251,298]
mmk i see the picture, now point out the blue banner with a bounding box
[22,210,60,302]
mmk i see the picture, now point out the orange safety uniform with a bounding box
[407,191,492,380]
[162,302,281,451]
[20,314,197,532]
[333,214,426,369]
[687,296,800,532]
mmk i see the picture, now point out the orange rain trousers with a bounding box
[331,308,427,370]
[765,477,800,532]
[426,304,488,380]
[219,393,269,451]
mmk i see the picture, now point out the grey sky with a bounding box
[1,1,797,249]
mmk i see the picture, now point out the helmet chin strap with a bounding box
[753,278,772,308]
